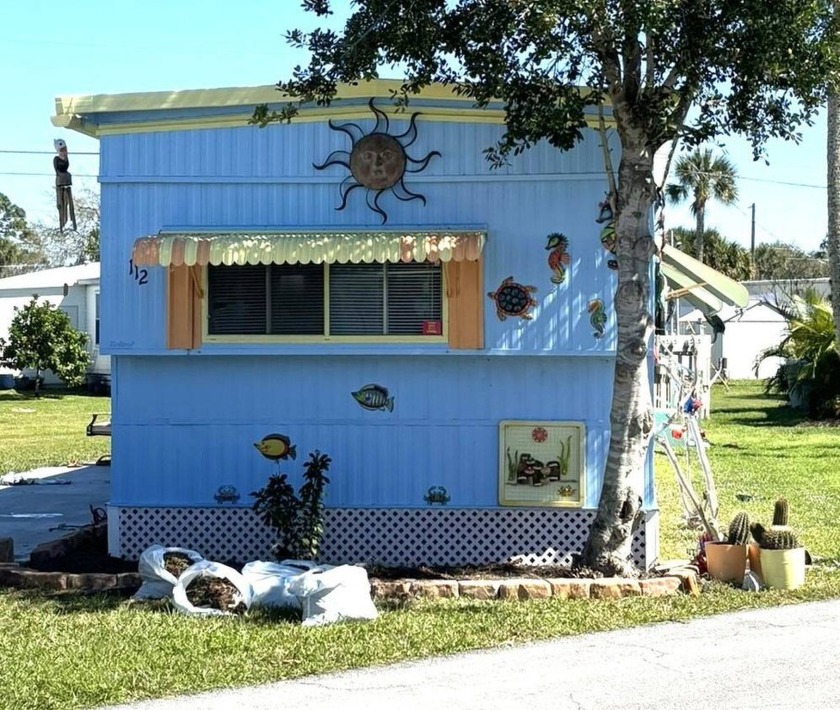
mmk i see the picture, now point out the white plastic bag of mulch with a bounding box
[171,560,253,617]
[288,564,378,627]
[132,544,205,600]
[241,559,321,610]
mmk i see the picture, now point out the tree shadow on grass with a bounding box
[724,404,809,428]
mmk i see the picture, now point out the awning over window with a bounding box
[660,245,748,317]
[131,230,487,267]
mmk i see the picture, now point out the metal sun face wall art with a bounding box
[314,98,441,223]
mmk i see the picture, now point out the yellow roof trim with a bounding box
[132,230,487,267]
[52,80,615,138]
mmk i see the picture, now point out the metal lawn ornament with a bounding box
[53,138,77,232]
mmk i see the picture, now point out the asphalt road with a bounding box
[104,597,840,710]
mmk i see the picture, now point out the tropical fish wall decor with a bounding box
[588,298,607,339]
[545,232,571,285]
[352,383,395,412]
[488,276,538,321]
[254,433,297,461]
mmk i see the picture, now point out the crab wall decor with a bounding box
[214,485,241,504]
[488,276,538,321]
[423,486,451,505]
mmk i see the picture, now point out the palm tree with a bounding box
[666,148,739,264]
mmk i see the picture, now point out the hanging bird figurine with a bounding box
[588,299,607,339]
[545,232,571,285]
[53,139,77,233]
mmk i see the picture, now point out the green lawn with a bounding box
[1,382,839,710]
[0,390,111,474]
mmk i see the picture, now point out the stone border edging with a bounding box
[371,572,694,601]
[0,562,697,599]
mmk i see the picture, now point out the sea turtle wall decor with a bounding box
[545,232,571,285]
[488,276,538,321]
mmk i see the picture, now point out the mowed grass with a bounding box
[1,381,840,710]
[0,390,111,474]
[655,381,840,563]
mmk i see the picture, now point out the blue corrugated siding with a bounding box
[111,355,614,508]
[95,111,654,511]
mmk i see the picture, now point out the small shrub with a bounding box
[251,450,332,560]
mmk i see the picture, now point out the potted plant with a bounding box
[705,511,750,584]
[751,522,806,590]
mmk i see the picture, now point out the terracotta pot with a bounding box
[705,542,748,584]
[759,547,806,590]
[748,543,763,583]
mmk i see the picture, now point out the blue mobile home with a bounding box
[53,81,659,568]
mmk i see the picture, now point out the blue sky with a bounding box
[1,1,829,254]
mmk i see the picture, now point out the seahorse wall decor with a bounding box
[588,298,607,339]
[545,232,571,285]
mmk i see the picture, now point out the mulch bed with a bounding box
[25,527,137,574]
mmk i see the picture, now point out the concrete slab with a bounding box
[0,465,110,561]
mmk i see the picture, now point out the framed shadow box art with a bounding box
[498,421,585,507]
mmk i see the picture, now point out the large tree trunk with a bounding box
[580,127,656,577]
[828,85,840,347]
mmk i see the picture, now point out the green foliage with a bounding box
[258,2,840,161]
[251,450,332,560]
[0,191,46,277]
[669,227,753,280]
[726,512,751,546]
[773,498,790,527]
[0,297,89,391]
[758,292,840,418]
[753,241,829,281]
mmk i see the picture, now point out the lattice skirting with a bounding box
[111,507,659,569]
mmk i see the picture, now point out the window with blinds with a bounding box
[207,262,442,337]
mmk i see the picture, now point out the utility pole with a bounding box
[750,203,756,278]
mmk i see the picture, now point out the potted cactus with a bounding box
[705,511,750,584]
[751,519,806,590]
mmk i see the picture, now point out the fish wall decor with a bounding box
[352,384,395,412]
[254,433,297,461]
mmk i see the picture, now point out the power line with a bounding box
[739,176,826,189]
[0,150,99,156]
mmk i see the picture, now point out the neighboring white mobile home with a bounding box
[0,263,108,386]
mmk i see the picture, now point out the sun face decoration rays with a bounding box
[314,98,442,224]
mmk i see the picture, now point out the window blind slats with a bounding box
[270,264,324,334]
[207,261,442,337]
[208,265,266,335]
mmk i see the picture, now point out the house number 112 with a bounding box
[128,259,148,286]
